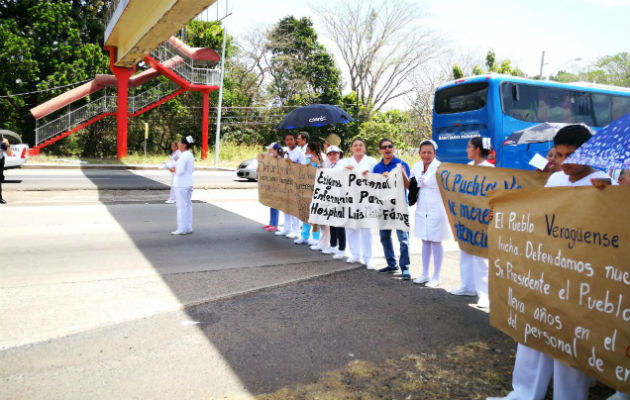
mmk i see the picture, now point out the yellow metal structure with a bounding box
[104,0,218,68]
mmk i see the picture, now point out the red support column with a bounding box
[201,89,210,160]
[107,47,135,159]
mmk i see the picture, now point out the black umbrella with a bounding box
[276,104,354,130]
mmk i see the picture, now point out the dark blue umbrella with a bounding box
[565,113,630,169]
[276,104,354,130]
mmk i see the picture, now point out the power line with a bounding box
[0,78,93,98]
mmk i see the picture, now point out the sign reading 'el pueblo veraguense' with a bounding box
[436,163,549,258]
[488,186,630,393]
[257,153,317,223]
[308,165,409,230]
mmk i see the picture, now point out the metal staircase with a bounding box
[31,36,221,154]
[33,81,183,151]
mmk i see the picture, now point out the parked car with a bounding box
[1,130,29,169]
[236,158,257,181]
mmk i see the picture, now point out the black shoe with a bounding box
[378,265,398,273]
[0,198,6,204]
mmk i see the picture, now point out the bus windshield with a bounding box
[500,82,630,127]
[435,82,489,114]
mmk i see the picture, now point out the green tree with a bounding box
[452,64,464,79]
[549,52,630,88]
[266,16,342,106]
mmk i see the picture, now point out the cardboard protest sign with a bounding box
[257,154,317,222]
[437,163,549,257]
[307,166,409,230]
[488,186,630,393]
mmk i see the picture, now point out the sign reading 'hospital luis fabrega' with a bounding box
[436,163,549,257]
[488,186,630,394]
[308,166,409,231]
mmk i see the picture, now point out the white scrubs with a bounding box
[335,155,377,263]
[173,150,194,233]
[506,169,613,400]
[410,158,451,241]
[457,160,494,302]
[280,146,306,235]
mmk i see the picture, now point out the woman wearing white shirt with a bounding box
[169,136,195,235]
[410,140,451,287]
[450,136,494,308]
[335,138,377,269]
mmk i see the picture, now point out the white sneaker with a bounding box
[310,244,321,251]
[413,275,429,285]
[333,251,346,259]
[294,237,308,244]
[426,279,440,288]
[486,397,508,400]
[450,287,477,296]
[165,199,176,204]
[346,256,361,263]
[476,298,490,309]
[287,232,299,239]
[365,260,376,270]
[308,238,318,246]
[275,230,289,236]
[170,230,185,235]
[321,247,334,254]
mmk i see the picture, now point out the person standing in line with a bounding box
[372,138,411,280]
[450,136,494,308]
[169,136,195,235]
[325,145,347,259]
[317,134,342,253]
[409,139,451,287]
[297,131,309,153]
[165,141,181,204]
[0,137,13,204]
[335,137,377,268]
[261,142,284,232]
[275,132,305,239]
[487,124,616,400]
[295,142,323,246]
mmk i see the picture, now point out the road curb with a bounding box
[21,163,235,171]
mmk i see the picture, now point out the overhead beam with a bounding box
[104,0,218,68]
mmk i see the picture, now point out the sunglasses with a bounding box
[380,144,393,149]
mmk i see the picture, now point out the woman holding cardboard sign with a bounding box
[410,139,451,287]
[450,136,494,308]
[335,138,377,269]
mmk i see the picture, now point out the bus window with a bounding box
[501,82,628,127]
[435,82,488,114]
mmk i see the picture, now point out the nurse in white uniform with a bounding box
[409,139,451,287]
[169,136,195,235]
[450,136,494,308]
[334,138,377,269]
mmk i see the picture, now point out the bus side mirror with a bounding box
[512,85,520,102]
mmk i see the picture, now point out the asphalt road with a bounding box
[3,167,257,190]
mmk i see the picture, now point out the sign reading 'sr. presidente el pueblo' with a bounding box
[488,186,630,393]
[436,163,549,257]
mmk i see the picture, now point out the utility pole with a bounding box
[214,26,227,167]
[539,50,545,80]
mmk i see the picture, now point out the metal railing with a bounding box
[150,40,221,86]
[104,0,129,42]
[34,81,180,146]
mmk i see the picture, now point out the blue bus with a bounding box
[432,75,630,169]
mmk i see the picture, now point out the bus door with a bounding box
[433,81,491,164]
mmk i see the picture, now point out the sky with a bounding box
[206,0,630,106]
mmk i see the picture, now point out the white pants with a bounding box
[168,173,176,201]
[281,213,300,234]
[175,186,193,232]
[346,228,372,262]
[505,344,590,400]
[459,250,488,303]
